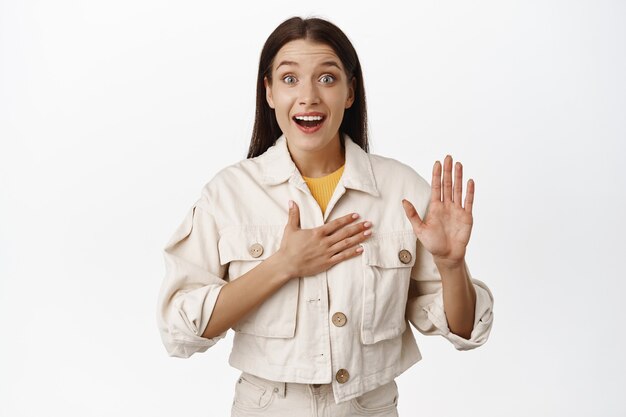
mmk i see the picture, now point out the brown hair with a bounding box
[247,16,369,158]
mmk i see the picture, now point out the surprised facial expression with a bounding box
[264,39,355,154]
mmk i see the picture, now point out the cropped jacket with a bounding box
[156,133,494,404]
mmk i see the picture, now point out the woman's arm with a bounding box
[435,259,476,340]
[403,155,483,340]
[201,252,291,339]
[408,262,476,339]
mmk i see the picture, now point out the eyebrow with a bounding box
[275,60,342,71]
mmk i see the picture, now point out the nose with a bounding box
[298,79,320,106]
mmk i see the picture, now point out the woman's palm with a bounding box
[402,155,475,266]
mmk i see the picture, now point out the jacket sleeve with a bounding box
[156,196,228,358]
[405,236,494,351]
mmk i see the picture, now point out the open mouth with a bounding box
[293,116,326,133]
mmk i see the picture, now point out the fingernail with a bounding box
[352,213,360,219]
[289,200,294,209]
[363,221,371,228]
[356,246,363,253]
[364,229,372,236]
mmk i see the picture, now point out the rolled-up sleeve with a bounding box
[405,238,494,351]
[156,196,228,358]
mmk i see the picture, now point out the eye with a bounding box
[319,74,336,84]
[282,75,297,85]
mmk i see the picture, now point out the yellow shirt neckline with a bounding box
[302,164,345,181]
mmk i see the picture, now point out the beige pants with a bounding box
[231,371,399,417]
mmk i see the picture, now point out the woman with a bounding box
[156,16,494,416]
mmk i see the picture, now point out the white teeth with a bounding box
[294,115,323,121]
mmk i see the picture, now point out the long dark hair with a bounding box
[247,17,369,158]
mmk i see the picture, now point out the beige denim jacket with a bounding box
[156,134,494,404]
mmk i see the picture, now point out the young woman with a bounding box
[157,16,494,417]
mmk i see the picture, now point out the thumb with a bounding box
[402,199,424,231]
[287,200,301,229]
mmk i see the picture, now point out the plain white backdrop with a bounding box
[1,0,625,416]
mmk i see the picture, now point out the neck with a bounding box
[287,133,345,178]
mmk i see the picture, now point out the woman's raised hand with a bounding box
[402,155,474,269]
[277,201,372,280]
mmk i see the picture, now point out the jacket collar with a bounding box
[259,133,379,197]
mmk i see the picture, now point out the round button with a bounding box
[249,243,264,258]
[335,368,350,384]
[398,249,412,264]
[332,312,347,327]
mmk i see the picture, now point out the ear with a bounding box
[345,77,356,109]
[264,76,275,109]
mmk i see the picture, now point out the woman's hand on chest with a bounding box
[274,200,373,280]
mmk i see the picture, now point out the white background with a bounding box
[1,1,625,416]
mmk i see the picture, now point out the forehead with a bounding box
[272,39,343,71]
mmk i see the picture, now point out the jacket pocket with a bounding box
[218,225,299,338]
[360,231,416,345]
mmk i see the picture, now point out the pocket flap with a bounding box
[361,231,417,268]
[218,225,283,265]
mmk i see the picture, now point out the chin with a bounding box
[292,136,332,152]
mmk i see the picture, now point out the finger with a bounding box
[464,179,475,214]
[328,243,365,266]
[329,222,372,254]
[326,221,372,247]
[453,161,463,206]
[442,155,453,203]
[320,212,359,236]
[402,199,424,232]
[431,160,442,203]
[287,200,301,229]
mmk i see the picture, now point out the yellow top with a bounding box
[302,164,345,215]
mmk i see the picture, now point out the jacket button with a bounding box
[335,369,350,384]
[398,249,412,264]
[332,312,347,327]
[249,243,264,258]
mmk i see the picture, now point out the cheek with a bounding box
[326,89,349,109]
[271,93,293,127]
[272,90,294,110]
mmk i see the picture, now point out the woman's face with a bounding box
[264,39,355,155]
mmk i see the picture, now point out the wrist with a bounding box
[268,249,297,283]
[433,256,466,273]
